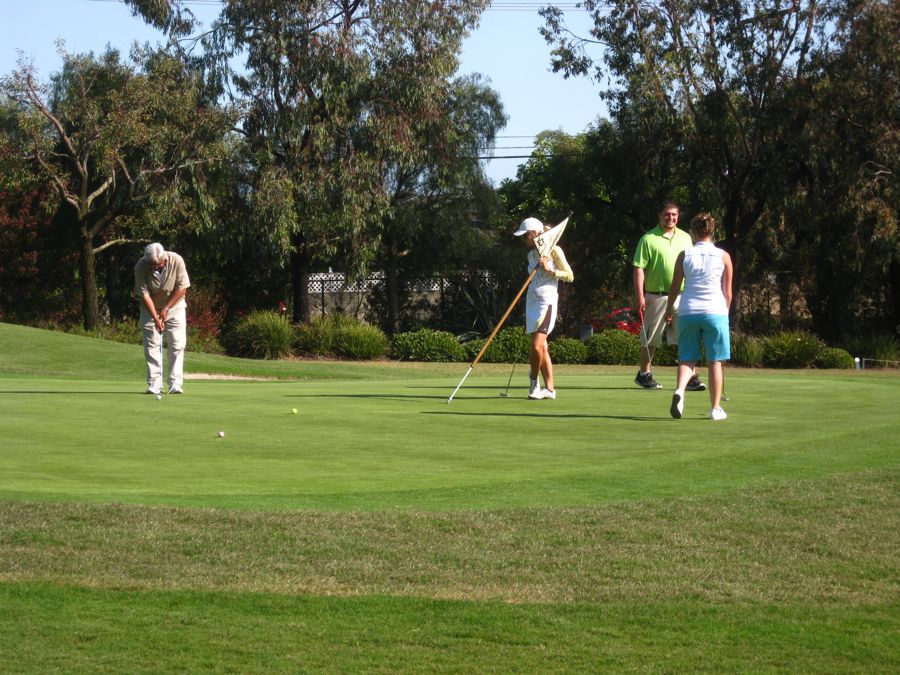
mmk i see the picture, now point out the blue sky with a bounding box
[0,0,606,184]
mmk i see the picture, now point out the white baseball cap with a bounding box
[513,217,543,236]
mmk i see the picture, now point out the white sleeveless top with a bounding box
[680,242,727,316]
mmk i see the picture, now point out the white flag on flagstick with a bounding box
[534,216,569,258]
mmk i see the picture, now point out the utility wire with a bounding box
[79,0,590,11]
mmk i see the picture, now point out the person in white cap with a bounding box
[513,217,574,399]
[134,243,191,395]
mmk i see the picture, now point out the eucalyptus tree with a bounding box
[540,0,834,318]
[376,73,507,334]
[0,48,235,329]
[201,0,491,323]
[797,0,899,339]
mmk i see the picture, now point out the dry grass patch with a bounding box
[1,469,897,606]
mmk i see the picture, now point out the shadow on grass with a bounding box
[288,393,450,401]
[406,384,640,392]
[0,390,147,395]
[423,411,670,421]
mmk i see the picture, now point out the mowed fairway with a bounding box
[0,323,898,671]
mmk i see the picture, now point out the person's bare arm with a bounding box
[633,266,646,313]
[721,252,733,308]
[665,252,686,320]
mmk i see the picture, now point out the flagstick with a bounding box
[447,268,538,404]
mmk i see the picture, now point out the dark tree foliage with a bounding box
[1,48,235,329]
[372,73,508,335]
[537,0,897,336]
[199,0,491,324]
[796,0,899,340]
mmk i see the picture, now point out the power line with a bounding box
[81,0,589,11]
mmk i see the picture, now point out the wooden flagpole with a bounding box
[446,268,538,404]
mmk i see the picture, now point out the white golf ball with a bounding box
[156,394,162,400]
[218,431,225,438]
[291,408,298,415]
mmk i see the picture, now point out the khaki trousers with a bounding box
[642,293,680,347]
[141,303,187,392]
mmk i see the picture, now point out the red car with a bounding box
[591,307,641,335]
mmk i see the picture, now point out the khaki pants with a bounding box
[642,293,679,347]
[141,303,187,392]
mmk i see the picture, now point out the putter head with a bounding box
[499,392,510,397]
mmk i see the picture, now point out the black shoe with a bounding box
[685,375,706,392]
[634,370,663,389]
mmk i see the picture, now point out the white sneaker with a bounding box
[670,391,684,419]
[541,388,556,400]
[146,387,161,395]
[168,385,184,395]
[528,378,544,400]
[709,407,727,421]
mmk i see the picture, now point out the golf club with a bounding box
[638,307,651,365]
[500,362,517,397]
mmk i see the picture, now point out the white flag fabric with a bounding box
[534,217,569,258]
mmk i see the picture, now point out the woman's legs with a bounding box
[670,360,695,418]
[707,361,723,410]
[675,362,695,392]
[530,331,554,390]
[539,337,554,392]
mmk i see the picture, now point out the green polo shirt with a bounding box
[632,225,693,293]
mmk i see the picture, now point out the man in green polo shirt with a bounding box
[632,200,706,391]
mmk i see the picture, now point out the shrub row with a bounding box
[225,315,857,368]
[730,330,854,368]
[64,311,861,369]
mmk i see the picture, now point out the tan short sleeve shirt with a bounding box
[134,251,191,311]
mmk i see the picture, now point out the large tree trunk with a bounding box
[79,227,100,330]
[290,231,311,324]
[104,247,128,321]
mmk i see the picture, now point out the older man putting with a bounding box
[134,243,190,395]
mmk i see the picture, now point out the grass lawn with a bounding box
[0,322,898,671]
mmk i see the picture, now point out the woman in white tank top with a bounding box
[665,213,733,420]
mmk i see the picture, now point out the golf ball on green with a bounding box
[156,394,162,400]
[291,408,298,415]
[218,431,225,438]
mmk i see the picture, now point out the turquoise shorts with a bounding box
[677,314,731,362]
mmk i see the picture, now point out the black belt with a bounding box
[646,291,668,295]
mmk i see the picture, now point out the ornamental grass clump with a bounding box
[228,310,294,360]
[334,321,388,360]
[730,333,765,367]
[762,330,824,368]
[296,315,387,360]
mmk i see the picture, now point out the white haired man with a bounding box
[134,243,190,395]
